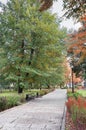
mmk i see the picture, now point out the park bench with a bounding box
[25,92,39,101]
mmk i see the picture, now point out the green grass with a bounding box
[77,90,86,97]
[0,91,27,98]
[0,89,40,97]
[0,88,52,98]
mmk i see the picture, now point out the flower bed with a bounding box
[66,96,86,130]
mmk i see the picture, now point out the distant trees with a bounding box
[62,0,86,79]
[0,0,67,93]
[39,0,86,81]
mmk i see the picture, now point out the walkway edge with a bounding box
[61,106,67,130]
[60,89,67,130]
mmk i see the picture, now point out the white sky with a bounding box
[0,0,7,4]
[0,0,82,30]
[52,0,81,30]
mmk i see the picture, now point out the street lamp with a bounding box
[70,65,74,93]
[71,43,86,92]
[67,43,86,92]
[68,56,75,93]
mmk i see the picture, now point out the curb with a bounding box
[60,90,67,130]
[61,106,67,130]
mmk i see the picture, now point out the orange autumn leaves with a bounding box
[39,0,53,11]
[64,59,81,84]
[68,15,86,63]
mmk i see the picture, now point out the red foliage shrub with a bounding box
[77,97,86,109]
[66,97,77,113]
[66,97,86,130]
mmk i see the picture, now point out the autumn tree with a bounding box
[67,15,86,78]
[39,0,86,82]
[39,0,53,11]
[62,0,86,80]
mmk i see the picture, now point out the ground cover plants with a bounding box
[0,88,54,112]
[66,90,86,130]
[77,90,86,97]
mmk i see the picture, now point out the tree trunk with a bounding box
[26,48,34,76]
[47,84,50,89]
[18,79,23,94]
[18,86,23,94]
[21,40,24,63]
[40,84,42,90]
[17,40,25,94]
[29,48,34,65]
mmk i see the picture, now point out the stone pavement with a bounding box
[0,89,67,130]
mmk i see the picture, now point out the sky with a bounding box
[0,0,82,30]
[52,0,81,30]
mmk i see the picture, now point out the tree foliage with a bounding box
[63,0,86,19]
[67,15,86,77]
[0,0,67,92]
[39,0,53,11]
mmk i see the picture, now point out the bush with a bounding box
[66,97,86,129]
[0,97,7,111]
[7,96,20,108]
[67,92,81,99]
[39,88,54,96]
[0,95,26,111]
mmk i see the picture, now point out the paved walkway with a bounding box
[0,89,67,130]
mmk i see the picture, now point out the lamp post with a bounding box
[83,42,86,73]
[83,43,86,88]
[69,56,74,93]
[71,65,74,93]
[67,43,86,92]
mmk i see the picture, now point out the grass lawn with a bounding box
[0,89,43,99]
[67,88,86,97]
[0,90,29,97]
[0,88,54,96]
[77,89,86,97]
[0,89,53,99]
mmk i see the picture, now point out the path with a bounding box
[0,89,67,130]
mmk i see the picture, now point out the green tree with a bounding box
[0,0,67,93]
